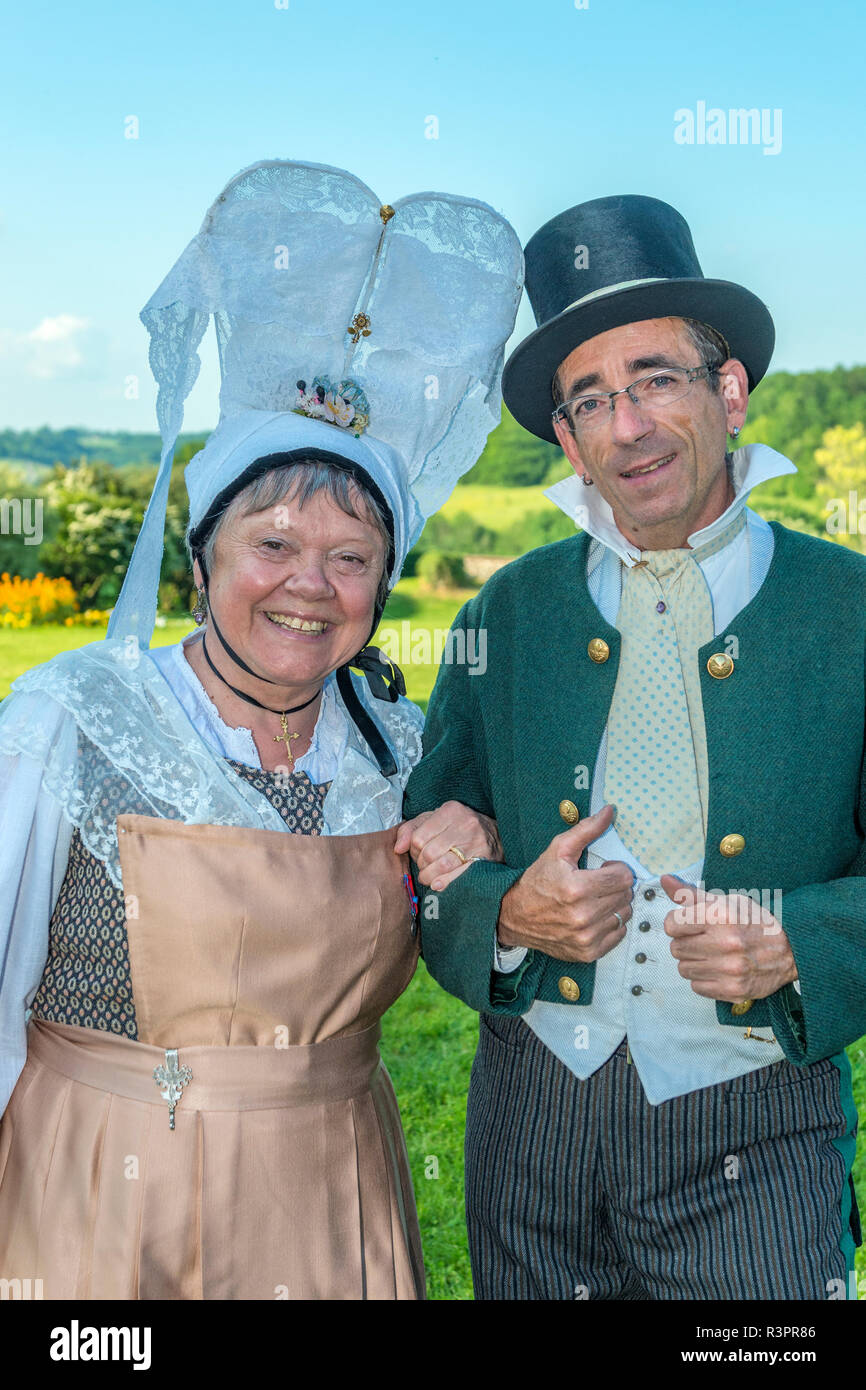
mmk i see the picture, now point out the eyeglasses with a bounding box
[552,363,719,437]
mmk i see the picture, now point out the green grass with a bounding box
[374,576,478,712]
[0,617,191,699]
[380,961,477,1300]
[2,597,864,1300]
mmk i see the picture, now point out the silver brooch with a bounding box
[153,1048,193,1130]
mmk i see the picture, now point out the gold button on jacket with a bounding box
[707,652,734,679]
[558,976,581,1002]
[731,998,755,1016]
[588,638,610,663]
[559,800,580,825]
[720,833,746,857]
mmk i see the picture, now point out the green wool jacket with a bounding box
[402,521,866,1067]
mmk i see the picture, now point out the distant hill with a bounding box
[0,427,207,472]
[3,364,865,487]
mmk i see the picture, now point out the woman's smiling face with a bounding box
[197,484,388,697]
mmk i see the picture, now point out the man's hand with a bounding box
[394,801,503,890]
[660,875,798,1003]
[496,804,634,961]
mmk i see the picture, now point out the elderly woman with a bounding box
[0,160,523,1299]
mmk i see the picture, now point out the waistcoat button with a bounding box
[707,652,734,679]
[720,834,746,857]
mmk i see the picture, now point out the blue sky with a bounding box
[1,0,863,432]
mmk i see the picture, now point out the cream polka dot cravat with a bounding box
[603,510,746,874]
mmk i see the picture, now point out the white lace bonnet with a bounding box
[107,159,524,646]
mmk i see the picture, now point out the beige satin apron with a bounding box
[0,815,424,1300]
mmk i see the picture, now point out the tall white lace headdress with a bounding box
[108,159,524,646]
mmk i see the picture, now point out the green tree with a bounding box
[420,509,498,555]
[501,507,575,553]
[739,365,866,507]
[461,405,561,487]
[416,549,471,591]
[40,494,145,606]
[816,422,866,553]
[0,463,52,579]
[36,456,199,608]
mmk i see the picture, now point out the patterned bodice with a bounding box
[30,763,331,1038]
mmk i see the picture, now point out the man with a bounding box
[403,195,865,1300]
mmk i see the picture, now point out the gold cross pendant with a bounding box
[274,713,300,767]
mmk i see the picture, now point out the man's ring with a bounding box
[448,845,468,865]
[613,910,624,929]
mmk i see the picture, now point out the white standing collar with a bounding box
[543,443,798,566]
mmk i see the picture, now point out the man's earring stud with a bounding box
[729,425,741,438]
[580,474,595,487]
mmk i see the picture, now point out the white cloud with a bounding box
[27,313,88,344]
[0,313,91,379]
[25,314,90,376]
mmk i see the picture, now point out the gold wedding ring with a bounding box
[448,845,468,864]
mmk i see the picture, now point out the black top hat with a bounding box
[501,194,775,443]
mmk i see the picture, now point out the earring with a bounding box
[192,587,208,625]
[730,425,741,438]
[580,474,595,487]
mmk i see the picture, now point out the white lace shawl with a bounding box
[0,636,424,890]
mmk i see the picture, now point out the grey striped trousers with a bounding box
[465,1014,860,1300]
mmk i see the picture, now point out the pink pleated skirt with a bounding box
[0,1016,425,1300]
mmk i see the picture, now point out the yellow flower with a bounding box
[0,573,80,625]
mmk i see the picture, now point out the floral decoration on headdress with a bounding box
[293,376,370,436]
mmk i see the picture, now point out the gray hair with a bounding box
[551,315,731,410]
[681,317,729,392]
[192,458,392,612]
